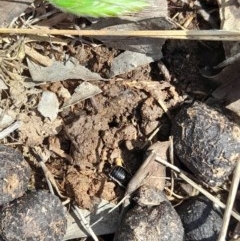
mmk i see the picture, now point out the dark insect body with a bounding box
[108,165,131,188]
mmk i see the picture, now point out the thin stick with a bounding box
[0,29,240,40]
[154,155,240,222]
[125,152,157,196]
[155,97,172,120]
[38,161,55,195]
[38,158,68,198]
[214,52,240,69]
[0,121,21,139]
[217,160,240,241]
[169,136,174,197]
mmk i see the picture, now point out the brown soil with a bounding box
[63,79,181,209]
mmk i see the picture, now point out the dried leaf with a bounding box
[0,77,7,90]
[218,0,240,58]
[64,199,119,240]
[0,0,34,27]
[92,17,171,58]
[110,51,155,77]
[62,82,102,109]
[27,58,105,82]
[218,0,240,31]
[207,60,240,119]
[0,109,17,130]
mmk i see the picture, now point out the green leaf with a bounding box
[48,0,148,17]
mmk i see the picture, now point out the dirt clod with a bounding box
[0,145,31,205]
[176,195,223,241]
[65,81,148,208]
[66,81,146,168]
[140,97,164,135]
[0,190,67,241]
[64,80,180,208]
[172,101,240,187]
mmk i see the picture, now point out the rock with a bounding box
[114,186,184,241]
[37,91,59,121]
[176,195,223,241]
[172,101,240,187]
[0,145,31,205]
[0,190,67,241]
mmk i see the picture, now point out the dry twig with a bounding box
[169,136,175,197]
[32,147,68,199]
[0,29,240,41]
[154,155,240,222]
[0,121,21,139]
[217,160,240,241]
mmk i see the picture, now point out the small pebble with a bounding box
[37,91,59,121]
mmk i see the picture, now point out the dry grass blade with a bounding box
[90,195,128,228]
[0,29,240,41]
[32,147,68,199]
[38,160,55,195]
[39,160,69,199]
[217,159,240,241]
[154,155,240,222]
[71,204,99,241]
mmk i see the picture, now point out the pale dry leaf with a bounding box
[0,0,34,27]
[123,0,168,21]
[226,100,240,120]
[61,82,102,109]
[64,199,119,240]
[88,0,170,60]
[0,77,7,90]
[27,58,105,82]
[110,51,155,77]
[218,0,240,30]
[0,109,17,130]
[92,17,171,59]
[218,0,240,58]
